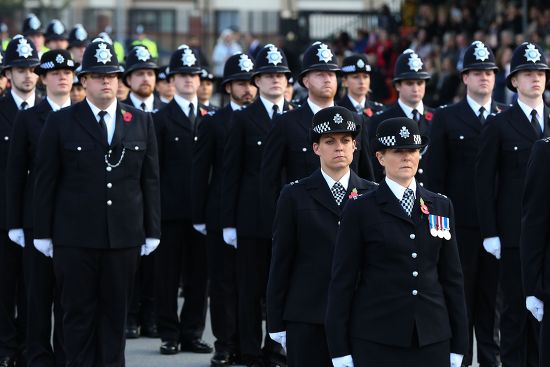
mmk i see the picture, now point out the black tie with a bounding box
[20,101,28,110]
[531,110,543,138]
[98,111,108,143]
[140,102,146,111]
[272,104,279,119]
[478,106,486,124]
[188,102,196,127]
[412,109,420,122]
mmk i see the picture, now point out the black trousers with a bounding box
[286,322,331,367]
[127,252,157,328]
[500,247,539,367]
[455,226,500,366]
[0,231,25,360]
[53,246,139,367]
[156,221,208,342]
[207,229,238,354]
[23,230,64,367]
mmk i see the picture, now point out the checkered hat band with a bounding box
[347,121,356,131]
[378,136,396,146]
[312,122,331,134]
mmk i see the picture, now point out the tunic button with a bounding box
[106,166,112,172]
[412,290,418,296]
[338,221,341,226]
[134,146,139,150]
[107,200,112,206]
[174,137,179,141]
[194,136,198,142]
[411,252,417,258]
[413,271,419,277]
[418,168,423,174]
[419,182,424,187]
[3,136,8,141]
[107,183,112,188]
[77,146,82,151]
[302,147,307,152]
[410,234,415,239]
[459,135,464,140]
[514,146,518,151]
[257,141,262,146]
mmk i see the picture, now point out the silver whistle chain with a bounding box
[105,147,126,168]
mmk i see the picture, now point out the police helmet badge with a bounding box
[16,37,33,58]
[524,43,541,63]
[135,46,151,62]
[238,54,254,72]
[75,25,87,41]
[181,48,197,67]
[29,15,41,30]
[406,50,423,72]
[266,44,283,66]
[52,20,64,35]
[316,43,333,63]
[55,54,65,64]
[473,41,489,61]
[95,43,113,64]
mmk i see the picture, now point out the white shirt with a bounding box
[398,99,424,120]
[129,92,155,112]
[517,98,544,133]
[11,89,35,110]
[321,168,351,191]
[159,96,171,104]
[348,95,365,110]
[86,98,117,145]
[385,176,417,201]
[307,98,335,115]
[466,95,491,120]
[260,95,284,119]
[46,97,71,111]
[173,94,198,118]
[230,101,242,111]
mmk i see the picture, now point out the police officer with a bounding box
[368,49,434,183]
[326,117,468,367]
[22,14,46,57]
[70,65,86,103]
[32,38,161,367]
[192,52,257,366]
[475,42,550,367]
[266,106,377,367]
[198,68,217,109]
[337,54,385,117]
[0,35,40,367]
[0,50,8,96]
[44,19,68,50]
[427,40,509,367]
[6,48,76,367]
[67,24,89,64]
[521,138,550,367]
[153,45,215,355]
[155,65,174,103]
[221,43,291,367]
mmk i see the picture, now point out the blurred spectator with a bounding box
[211,29,242,77]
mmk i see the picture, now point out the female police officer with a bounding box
[325,117,468,367]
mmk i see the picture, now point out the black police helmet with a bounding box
[393,49,430,83]
[2,35,40,70]
[44,20,67,42]
[78,38,121,76]
[222,53,255,87]
[123,45,158,86]
[506,42,550,92]
[68,24,89,49]
[298,41,340,87]
[168,45,202,76]
[460,41,498,73]
[252,44,291,77]
[22,14,43,36]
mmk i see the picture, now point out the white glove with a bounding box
[34,238,53,258]
[193,224,207,236]
[8,229,25,247]
[526,296,544,322]
[140,238,160,256]
[450,353,463,367]
[269,331,286,350]
[222,227,237,248]
[332,355,354,367]
[482,236,501,259]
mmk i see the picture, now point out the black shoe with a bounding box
[141,322,159,338]
[0,356,15,367]
[180,338,213,353]
[160,340,179,355]
[125,324,140,339]
[211,351,237,366]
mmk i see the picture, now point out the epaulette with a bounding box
[437,104,448,109]
[375,110,384,115]
[373,101,384,106]
[436,192,448,198]
[490,112,496,116]
[289,179,300,185]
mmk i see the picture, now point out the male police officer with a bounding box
[368,49,434,183]
[337,53,385,117]
[7,48,76,367]
[427,41,508,367]
[153,45,215,355]
[192,52,257,366]
[32,38,161,367]
[0,34,40,367]
[67,24,89,64]
[476,42,550,367]
[22,14,46,57]
[198,68,218,108]
[156,65,174,103]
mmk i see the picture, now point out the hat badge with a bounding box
[524,43,541,63]
[75,25,87,41]
[316,43,333,63]
[266,45,283,66]
[16,38,33,58]
[181,48,197,67]
[399,126,410,139]
[94,43,113,64]
[135,46,151,62]
[473,42,489,61]
[238,54,254,72]
[0,53,3,64]
[356,59,365,69]
[407,52,423,72]
[55,54,65,64]
[29,15,41,30]
[333,113,344,124]
[52,20,64,35]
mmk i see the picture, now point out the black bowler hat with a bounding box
[341,54,372,74]
[68,24,89,49]
[460,41,498,73]
[44,19,67,42]
[22,14,43,36]
[310,106,360,143]
[298,41,340,87]
[222,53,254,87]
[393,49,430,82]
[168,44,201,76]
[506,42,550,92]
[252,44,291,77]
[200,68,214,81]
[78,38,121,76]
[374,117,429,152]
[123,45,158,82]
[2,35,40,70]
[35,49,76,75]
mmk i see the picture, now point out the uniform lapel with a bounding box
[0,93,18,127]
[36,99,53,124]
[341,170,370,208]
[249,99,272,133]
[75,101,109,147]
[306,169,341,217]
[110,103,125,148]
[456,98,482,133]
[168,100,192,131]
[296,104,314,133]
[376,180,414,225]
[507,102,537,141]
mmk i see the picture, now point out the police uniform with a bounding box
[368,49,433,184]
[266,107,378,367]
[0,35,40,367]
[475,42,550,367]
[427,41,509,367]
[153,45,215,354]
[337,54,385,117]
[260,42,374,241]
[192,53,255,366]
[6,49,75,367]
[520,138,550,367]
[325,117,468,367]
[32,39,161,367]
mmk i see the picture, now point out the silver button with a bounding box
[134,146,139,150]
[514,146,518,151]
[257,140,262,146]
[77,146,82,151]
[174,137,179,141]
[410,234,415,239]
[413,271,419,277]
[412,290,418,296]
[337,221,341,226]
[302,147,307,152]
[419,155,422,160]
[3,136,8,141]
[107,183,112,189]
[194,136,198,142]
[418,168,423,174]
[419,182,424,187]
[107,200,112,206]
[459,135,464,140]
[106,166,112,172]
[411,252,417,258]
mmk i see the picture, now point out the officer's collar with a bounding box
[385,176,417,201]
[516,98,544,122]
[47,96,71,111]
[11,89,36,109]
[307,98,334,115]
[466,95,491,116]
[398,99,423,119]
[347,95,365,109]
[129,92,154,112]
